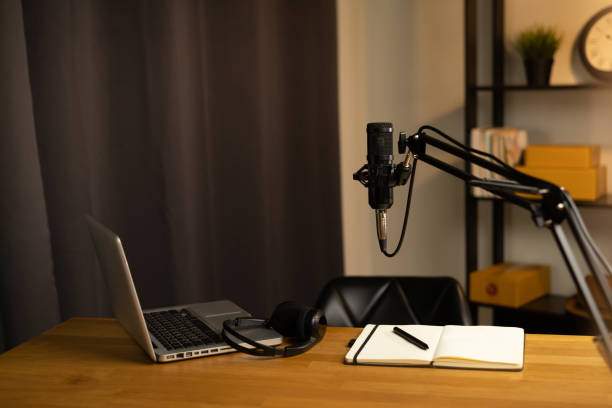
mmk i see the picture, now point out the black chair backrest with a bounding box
[315,276,472,327]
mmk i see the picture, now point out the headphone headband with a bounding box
[222,318,280,357]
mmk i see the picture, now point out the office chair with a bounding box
[315,276,472,327]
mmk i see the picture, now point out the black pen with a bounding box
[392,326,429,350]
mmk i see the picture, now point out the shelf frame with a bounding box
[464,0,478,316]
[464,0,507,309]
[491,0,505,265]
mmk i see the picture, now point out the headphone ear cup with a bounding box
[297,307,314,339]
[267,301,300,338]
[268,301,316,340]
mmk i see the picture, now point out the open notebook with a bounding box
[345,324,524,371]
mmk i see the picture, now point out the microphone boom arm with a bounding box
[405,129,612,368]
[407,131,564,227]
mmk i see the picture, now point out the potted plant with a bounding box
[516,26,562,87]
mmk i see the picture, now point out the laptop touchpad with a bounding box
[187,302,250,332]
[204,312,249,332]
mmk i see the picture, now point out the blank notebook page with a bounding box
[433,325,524,366]
[352,325,445,365]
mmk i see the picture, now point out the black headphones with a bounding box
[222,301,327,357]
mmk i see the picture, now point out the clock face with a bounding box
[581,7,612,80]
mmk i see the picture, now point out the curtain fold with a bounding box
[0,0,61,350]
[1,0,341,352]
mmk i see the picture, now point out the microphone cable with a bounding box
[379,157,418,257]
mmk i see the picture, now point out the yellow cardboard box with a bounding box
[515,165,606,201]
[470,263,550,308]
[525,145,600,168]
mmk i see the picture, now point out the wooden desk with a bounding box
[1,318,611,407]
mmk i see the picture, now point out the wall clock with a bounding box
[579,6,612,81]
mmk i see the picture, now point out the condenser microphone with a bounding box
[366,122,394,250]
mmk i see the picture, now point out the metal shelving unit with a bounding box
[464,0,610,332]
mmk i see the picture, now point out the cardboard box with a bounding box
[525,145,600,168]
[470,263,550,308]
[515,165,606,201]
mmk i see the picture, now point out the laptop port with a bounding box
[176,353,184,358]
[194,351,199,355]
[167,355,175,359]
[186,352,192,357]
[220,346,231,351]
[210,348,218,353]
[201,350,209,354]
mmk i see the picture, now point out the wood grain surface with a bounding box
[1,318,611,407]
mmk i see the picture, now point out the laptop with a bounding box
[86,215,282,363]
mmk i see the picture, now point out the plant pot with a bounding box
[523,58,553,87]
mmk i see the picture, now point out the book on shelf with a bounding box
[470,127,528,198]
[345,324,524,371]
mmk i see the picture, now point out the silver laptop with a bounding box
[86,215,282,363]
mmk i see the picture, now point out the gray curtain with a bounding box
[0,0,342,352]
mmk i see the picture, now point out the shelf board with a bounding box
[473,83,610,91]
[471,194,612,208]
[472,294,569,317]
[474,295,596,335]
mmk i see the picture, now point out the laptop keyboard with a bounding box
[144,309,223,351]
